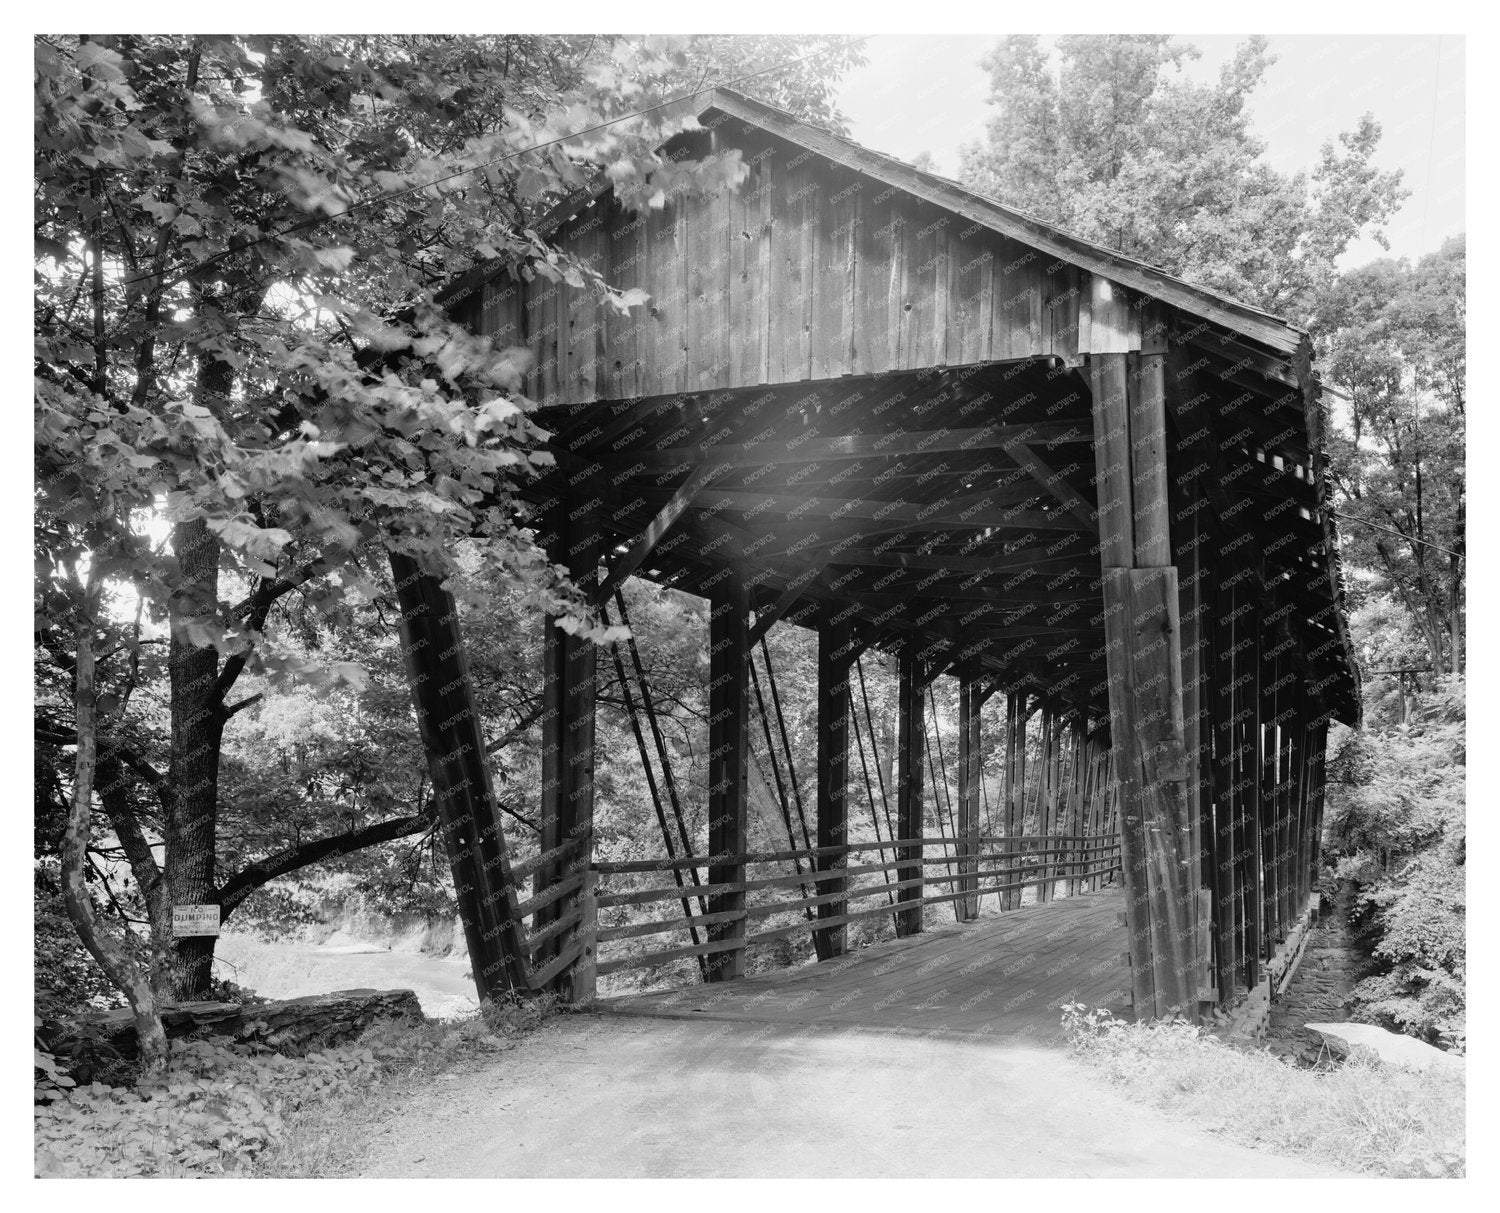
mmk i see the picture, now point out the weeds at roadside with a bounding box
[35,992,559,1178]
[1060,1003,1465,1177]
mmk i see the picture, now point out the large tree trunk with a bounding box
[164,357,231,998]
[166,511,224,998]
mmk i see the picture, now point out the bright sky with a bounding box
[835,33,1465,268]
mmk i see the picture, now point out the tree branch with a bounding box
[215,547,357,704]
[216,810,436,918]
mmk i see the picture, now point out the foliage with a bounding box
[1321,236,1465,675]
[34,867,128,1020]
[33,33,865,1011]
[959,35,1407,321]
[34,1005,554,1178]
[35,1018,78,1104]
[1060,1003,1464,1177]
[1324,677,1465,1044]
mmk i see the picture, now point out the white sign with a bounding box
[172,904,221,937]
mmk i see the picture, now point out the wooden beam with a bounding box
[706,574,751,981]
[1090,348,1200,1022]
[389,553,531,1001]
[957,665,982,920]
[536,504,600,1001]
[747,562,827,647]
[622,422,1093,474]
[1003,443,1099,530]
[814,613,853,959]
[895,644,926,937]
[594,460,726,604]
[1180,323,1299,388]
[693,487,1092,533]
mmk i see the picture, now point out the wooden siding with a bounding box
[473,127,1152,406]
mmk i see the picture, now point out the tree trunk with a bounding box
[61,566,168,1074]
[164,356,231,998]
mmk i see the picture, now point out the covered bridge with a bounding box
[403,87,1360,1027]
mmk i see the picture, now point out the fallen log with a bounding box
[45,988,424,1063]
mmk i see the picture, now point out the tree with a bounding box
[1320,236,1465,676]
[959,35,1408,322]
[34,33,865,1064]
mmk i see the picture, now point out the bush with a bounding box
[1325,677,1465,1043]
[1060,1003,1465,1177]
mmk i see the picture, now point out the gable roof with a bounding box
[441,85,1311,364]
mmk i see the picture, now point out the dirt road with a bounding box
[359,1014,1342,1178]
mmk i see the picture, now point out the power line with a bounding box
[118,38,858,295]
[1339,511,1461,559]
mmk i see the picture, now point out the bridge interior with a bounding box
[602,891,1128,1042]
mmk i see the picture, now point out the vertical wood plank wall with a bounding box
[473,127,1135,404]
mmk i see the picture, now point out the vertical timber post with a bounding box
[536,501,600,1002]
[814,611,853,960]
[707,574,750,980]
[957,664,982,921]
[1089,304,1199,1021]
[390,553,531,1002]
[895,645,926,936]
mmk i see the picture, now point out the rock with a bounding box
[47,988,424,1062]
[1304,1022,1464,1073]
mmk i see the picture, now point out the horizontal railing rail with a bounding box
[588,833,1123,978]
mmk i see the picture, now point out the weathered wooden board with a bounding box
[472,128,1170,403]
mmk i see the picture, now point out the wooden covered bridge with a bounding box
[397,87,1360,1031]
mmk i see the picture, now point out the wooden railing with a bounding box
[587,833,1123,980]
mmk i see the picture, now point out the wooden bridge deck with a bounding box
[597,891,1130,1042]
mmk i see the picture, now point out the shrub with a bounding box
[1060,1003,1465,1177]
[1325,677,1466,1043]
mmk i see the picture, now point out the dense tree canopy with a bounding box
[959,34,1408,321]
[33,32,866,1064]
[1320,236,1465,676]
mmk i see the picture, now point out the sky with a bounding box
[835,33,1465,268]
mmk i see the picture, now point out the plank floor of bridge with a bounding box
[597,890,1130,1043]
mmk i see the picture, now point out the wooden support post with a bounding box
[957,665,982,920]
[1003,690,1029,910]
[1090,339,1199,1021]
[895,645,926,937]
[706,574,750,981]
[814,612,853,959]
[1245,592,1266,981]
[1259,609,1280,951]
[536,505,600,1002]
[1209,575,1240,1002]
[1176,461,1215,1005]
[390,553,530,1002]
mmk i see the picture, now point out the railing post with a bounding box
[574,865,598,1002]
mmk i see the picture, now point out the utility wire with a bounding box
[1338,512,1462,559]
[116,38,859,295]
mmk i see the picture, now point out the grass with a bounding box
[1061,1003,1465,1177]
